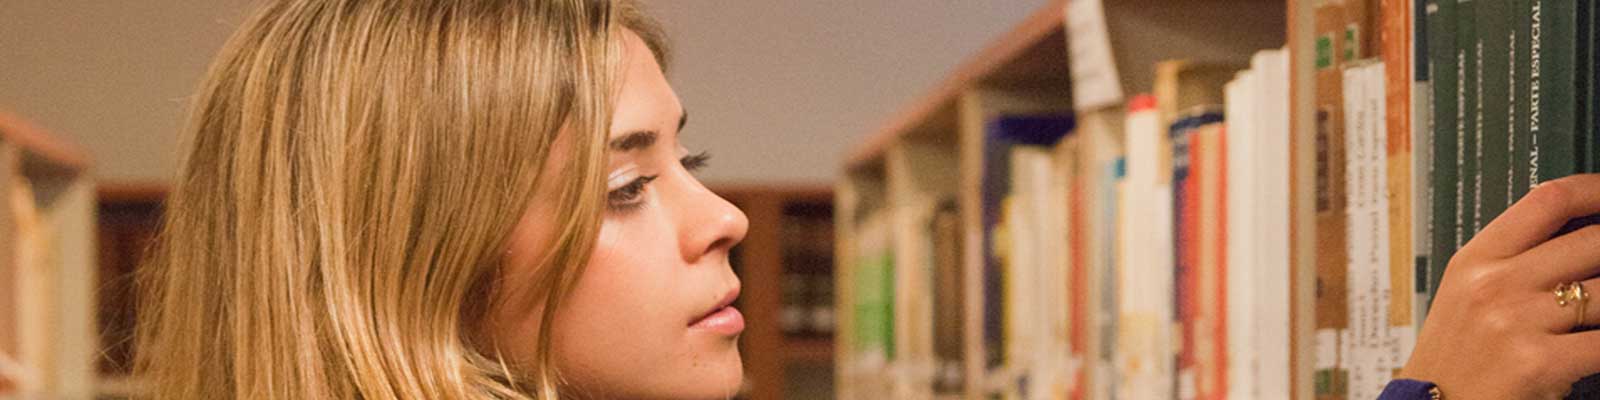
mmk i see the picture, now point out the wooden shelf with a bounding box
[836,1,1287,399]
[845,0,1071,171]
[1,111,97,398]
[781,338,835,363]
[0,111,91,178]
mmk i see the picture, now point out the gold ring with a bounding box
[1556,282,1590,327]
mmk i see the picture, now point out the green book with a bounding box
[854,249,895,359]
[1458,0,1481,242]
[1579,0,1598,173]
[1534,0,1579,185]
[1426,0,1458,305]
[1513,0,1534,201]
[1477,0,1512,223]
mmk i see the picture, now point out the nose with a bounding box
[672,175,749,264]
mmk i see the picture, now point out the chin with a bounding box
[681,343,744,399]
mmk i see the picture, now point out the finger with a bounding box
[1462,174,1600,260]
[1511,224,1600,290]
[1536,276,1600,333]
[1553,328,1600,383]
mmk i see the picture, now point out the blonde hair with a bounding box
[135,1,668,398]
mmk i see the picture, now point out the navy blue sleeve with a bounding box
[1377,379,1438,400]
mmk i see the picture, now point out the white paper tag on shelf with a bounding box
[1065,0,1124,111]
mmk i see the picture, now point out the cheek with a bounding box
[567,217,681,331]
[549,214,689,385]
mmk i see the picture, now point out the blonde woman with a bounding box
[135,1,748,398]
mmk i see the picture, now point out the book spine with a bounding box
[1202,123,1229,400]
[1313,3,1352,396]
[1579,0,1597,174]
[1413,0,1436,326]
[1064,136,1089,400]
[1097,157,1124,400]
[1117,97,1175,400]
[980,120,1012,375]
[853,213,896,390]
[1223,72,1256,400]
[1425,0,1458,314]
[931,202,966,394]
[1513,0,1535,204]
[1171,117,1198,400]
[1345,61,1409,399]
[1458,0,1481,243]
[1412,78,1434,325]
[1569,0,1600,395]
[1590,0,1600,175]
[1477,0,1512,225]
[1533,0,1578,185]
[1381,0,1417,337]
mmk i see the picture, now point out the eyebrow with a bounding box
[608,110,688,152]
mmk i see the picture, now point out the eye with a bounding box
[607,175,658,212]
[680,151,711,172]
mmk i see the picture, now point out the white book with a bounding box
[1342,62,1386,400]
[1078,108,1125,400]
[1117,100,1175,400]
[1412,81,1434,325]
[1223,69,1258,400]
[1011,145,1071,400]
[1248,48,1293,400]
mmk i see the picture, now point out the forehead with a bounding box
[610,31,680,134]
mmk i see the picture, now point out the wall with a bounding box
[1,0,1047,186]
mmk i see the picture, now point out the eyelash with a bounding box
[605,152,712,212]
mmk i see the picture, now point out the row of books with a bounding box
[840,0,1600,398]
[1419,0,1600,396]
[842,49,1299,399]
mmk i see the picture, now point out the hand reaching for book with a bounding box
[1402,174,1600,399]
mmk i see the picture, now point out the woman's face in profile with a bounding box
[490,30,751,399]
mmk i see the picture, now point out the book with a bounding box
[931,201,966,395]
[852,210,895,397]
[1458,0,1481,247]
[1312,2,1368,393]
[1256,47,1292,400]
[1171,109,1226,400]
[1056,133,1090,400]
[1342,61,1415,399]
[1171,110,1200,400]
[1192,113,1229,400]
[1115,95,1175,400]
[1223,70,1258,400]
[986,113,1075,399]
[1076,107,1126,400]
[1379,0,1417,338]
[1425,0,1460,312]
[1477,0,1513,226]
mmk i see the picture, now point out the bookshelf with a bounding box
[836,1,1289,399]
[93,182,166,399]
[0,111,97,399]
[715,186,838,400]
[85,184,838,400]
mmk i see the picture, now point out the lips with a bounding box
[689,286,744,336]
